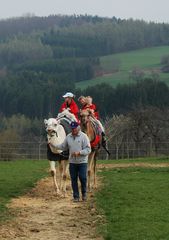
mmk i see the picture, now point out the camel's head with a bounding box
[44,118,59,137]
[44,118,66,154]
[80,109,92,124]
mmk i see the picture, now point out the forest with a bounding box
[1,14,169,143]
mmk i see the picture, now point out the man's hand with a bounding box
[71,152,80,157]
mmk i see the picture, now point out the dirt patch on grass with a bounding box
[97,162,169,169]
[0,177,104,240]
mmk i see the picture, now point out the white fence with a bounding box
[0,141,169,160]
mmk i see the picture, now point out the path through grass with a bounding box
[0,160,48,222]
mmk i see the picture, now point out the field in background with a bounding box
[0,160,48,222]
[98,156,169,164]
[76,46,169,89]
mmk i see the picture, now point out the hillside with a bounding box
[76,46,169,89]
[1,15,169,118]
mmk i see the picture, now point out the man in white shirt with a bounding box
[49,121,91,202]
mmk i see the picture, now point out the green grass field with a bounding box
[76,46,169,89]
[1,157,169,240]
[95,158,169,240]
[0,160,48,222]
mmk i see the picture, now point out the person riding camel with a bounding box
[60,92,79,122]
[78,96,87,110]
[78,95,108,152]
[85,96,99,119]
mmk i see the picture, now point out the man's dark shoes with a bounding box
[73,198,79,202]
[82,196,87,201]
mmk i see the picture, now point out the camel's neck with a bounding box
[81,121,95,142]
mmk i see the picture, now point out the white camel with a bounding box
[44,110,77,195]
[44,117,69,196]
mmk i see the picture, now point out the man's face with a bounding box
[71,127,80,136]
[65,97,72,104]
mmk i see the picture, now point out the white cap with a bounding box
[62,92,74,98]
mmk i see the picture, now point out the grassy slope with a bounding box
[76,46,169,89]
[0,160,48,222]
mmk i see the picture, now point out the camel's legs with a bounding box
[61,160,69,197]
[87,151,95,192]
[58,160,63,190]
[93,156,97,189]
[49,161,60,194]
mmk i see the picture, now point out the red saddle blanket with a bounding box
[90,134,101,148]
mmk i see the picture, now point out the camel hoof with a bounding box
[54,188,61,196]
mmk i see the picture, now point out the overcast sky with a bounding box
[0,0,169,23]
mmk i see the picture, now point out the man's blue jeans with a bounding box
[69,163,87,200]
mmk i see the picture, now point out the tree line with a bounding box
[1,77,169,118]
[2,104,169,160]
[105,106,169,159]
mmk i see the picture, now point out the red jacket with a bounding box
[60,99,79,121]
[82,103,99,120]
